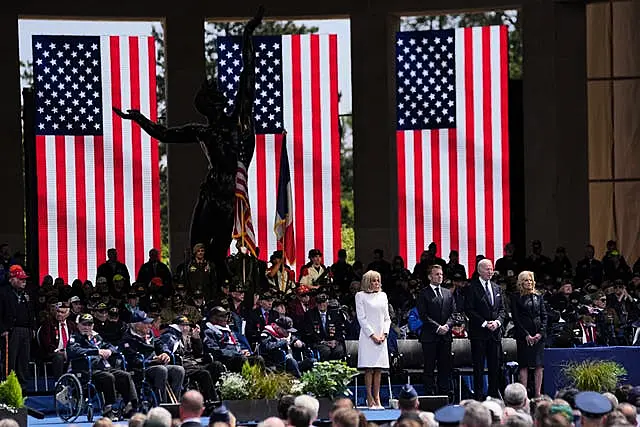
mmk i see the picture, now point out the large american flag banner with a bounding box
[217,35,341,267]
[32,35,160,282]
[396,26,510,273]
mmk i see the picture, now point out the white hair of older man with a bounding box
[258,417,286,427]
[504,383,528,409]
[294,395,320,421]
[147,407,173,427]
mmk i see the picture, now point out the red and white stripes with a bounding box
[36,36,160,282]
[242,34,342,269]
[397,26,510,273]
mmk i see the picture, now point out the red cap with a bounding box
[150,277,163,287]
[9,265,28,280]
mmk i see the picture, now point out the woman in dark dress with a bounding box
[510,270,547,397]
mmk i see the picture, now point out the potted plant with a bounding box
[220,362,295,422]
[562,360,627,392]
[0,372,27,427]
[298,361,359,418]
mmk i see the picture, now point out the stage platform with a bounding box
[28,409,401,426]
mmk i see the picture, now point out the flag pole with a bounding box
[280,130,287,293]
[241,200,246,285]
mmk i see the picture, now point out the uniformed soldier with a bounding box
[120,311,185,403]
[92,302,110,335]
[299,249,329,291]
[575,391,613,427]
[160,295,203,325]
[67,314,138,419]
[120,290,142,323]
[302,293,345,361]
[99,306,127,346]
[265,251,296,300]
[226,242,260,308]
[186,243,216,299]
[434,405,465,427]
[190,289,208,319]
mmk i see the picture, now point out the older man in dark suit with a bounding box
[417,264,456,397]
[464,258,506,399]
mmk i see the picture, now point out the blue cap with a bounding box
[399,384,418,400]
[575,392,613,418]
[131,310,154,324]
[210,404,230,423]
[434,405,465,425]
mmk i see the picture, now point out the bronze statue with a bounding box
[114,7,264,277]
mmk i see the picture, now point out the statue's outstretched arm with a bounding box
[113,108,205,143]
[233,6,264,134]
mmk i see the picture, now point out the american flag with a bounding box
[32,35,160,282]
[217,35,341,268]
[396,26,510,273]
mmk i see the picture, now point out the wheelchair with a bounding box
[54,355,116,422]
[130,354,162,412]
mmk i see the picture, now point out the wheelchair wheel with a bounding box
[139,382,158,414]
[85,383,103,422]
[54,373,83,422]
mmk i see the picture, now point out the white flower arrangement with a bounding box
[217,372,250,400]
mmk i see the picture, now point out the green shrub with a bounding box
[0,372,25,408]
[219,362,294,400]
[563,360,627,392]
[300,361,358,398]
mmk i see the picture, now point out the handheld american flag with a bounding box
[218,34,341,266]
[396,27,510,273]
[32,35,160,282]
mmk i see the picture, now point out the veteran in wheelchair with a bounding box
[121,310,185,403]
[56,313,137,421]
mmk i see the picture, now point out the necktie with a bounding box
[264,311,269,324]
[484,281,493,306]
[435,286,442,300]
[60,323,68,347]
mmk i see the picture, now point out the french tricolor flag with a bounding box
[274,131,296,267]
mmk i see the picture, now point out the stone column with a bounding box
[164,14,207,267]
[0,14,25,254]
[350,10,400,263]
[522,1,589,259]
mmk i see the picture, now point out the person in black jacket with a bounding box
[0,265,36,390]
[510,271,547,398]
[120,311,185,402]
[67,314,138,418]
[202,306,252,372]
[416,265,456,397]
[302,293,345,361]
[136,248,173,293]
[96,248,131,289]
[259,316,312,378]
[245,292,279,345]
[464,258,506,400]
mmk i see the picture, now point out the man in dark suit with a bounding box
[303,293,346,361]
[464,258,506,399]
[246,292,279,345]
[416,265,456,397]
[179,390,205,427]
[38,302,78,378]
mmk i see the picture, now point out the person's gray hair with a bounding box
[504,383,528,409]
[462,402,492,427]
[603,392,620,408]
[147,406,173,427]
[503,411,533,427]
[257,417,286,427]
[360,270,382,292]
[477,259,493,270]
[128,413,148,427]
[294,394,320,421]
[419,411,438,427]
[0,420,20,427]
[616,403,638,426]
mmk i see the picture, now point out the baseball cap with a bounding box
[308,248,322,258]
[131,310,154,324]
[108,307,119,316]
[260,292,274,301]
[113,274,124,282]
[78,313,94,324]
[209,306,229,318]
[315,293,329,303]
[94,302,108,311]
[96,276,108,284]
[9,265,28,280]
[173,316,193,326]
[69,296,81,304]
[175,283,186,291]
[275,316,296,332]
[192,289,204,298]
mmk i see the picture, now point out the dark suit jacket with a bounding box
[39,318,78,355]
[180,421,203,427]
[464,278,506,341]
[302,307,345,344]
[417,285,456,342]
[245,308,279,343]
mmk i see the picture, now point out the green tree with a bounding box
[403,11,522,79]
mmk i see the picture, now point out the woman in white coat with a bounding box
[355,270,391,409]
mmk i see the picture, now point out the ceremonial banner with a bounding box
[218,34,341,266]
[395,27,510,271]
[32,35,160,282]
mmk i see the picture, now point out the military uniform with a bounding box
[302,304,346,361]
[227,250,260,304]
[160,295,203,325]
